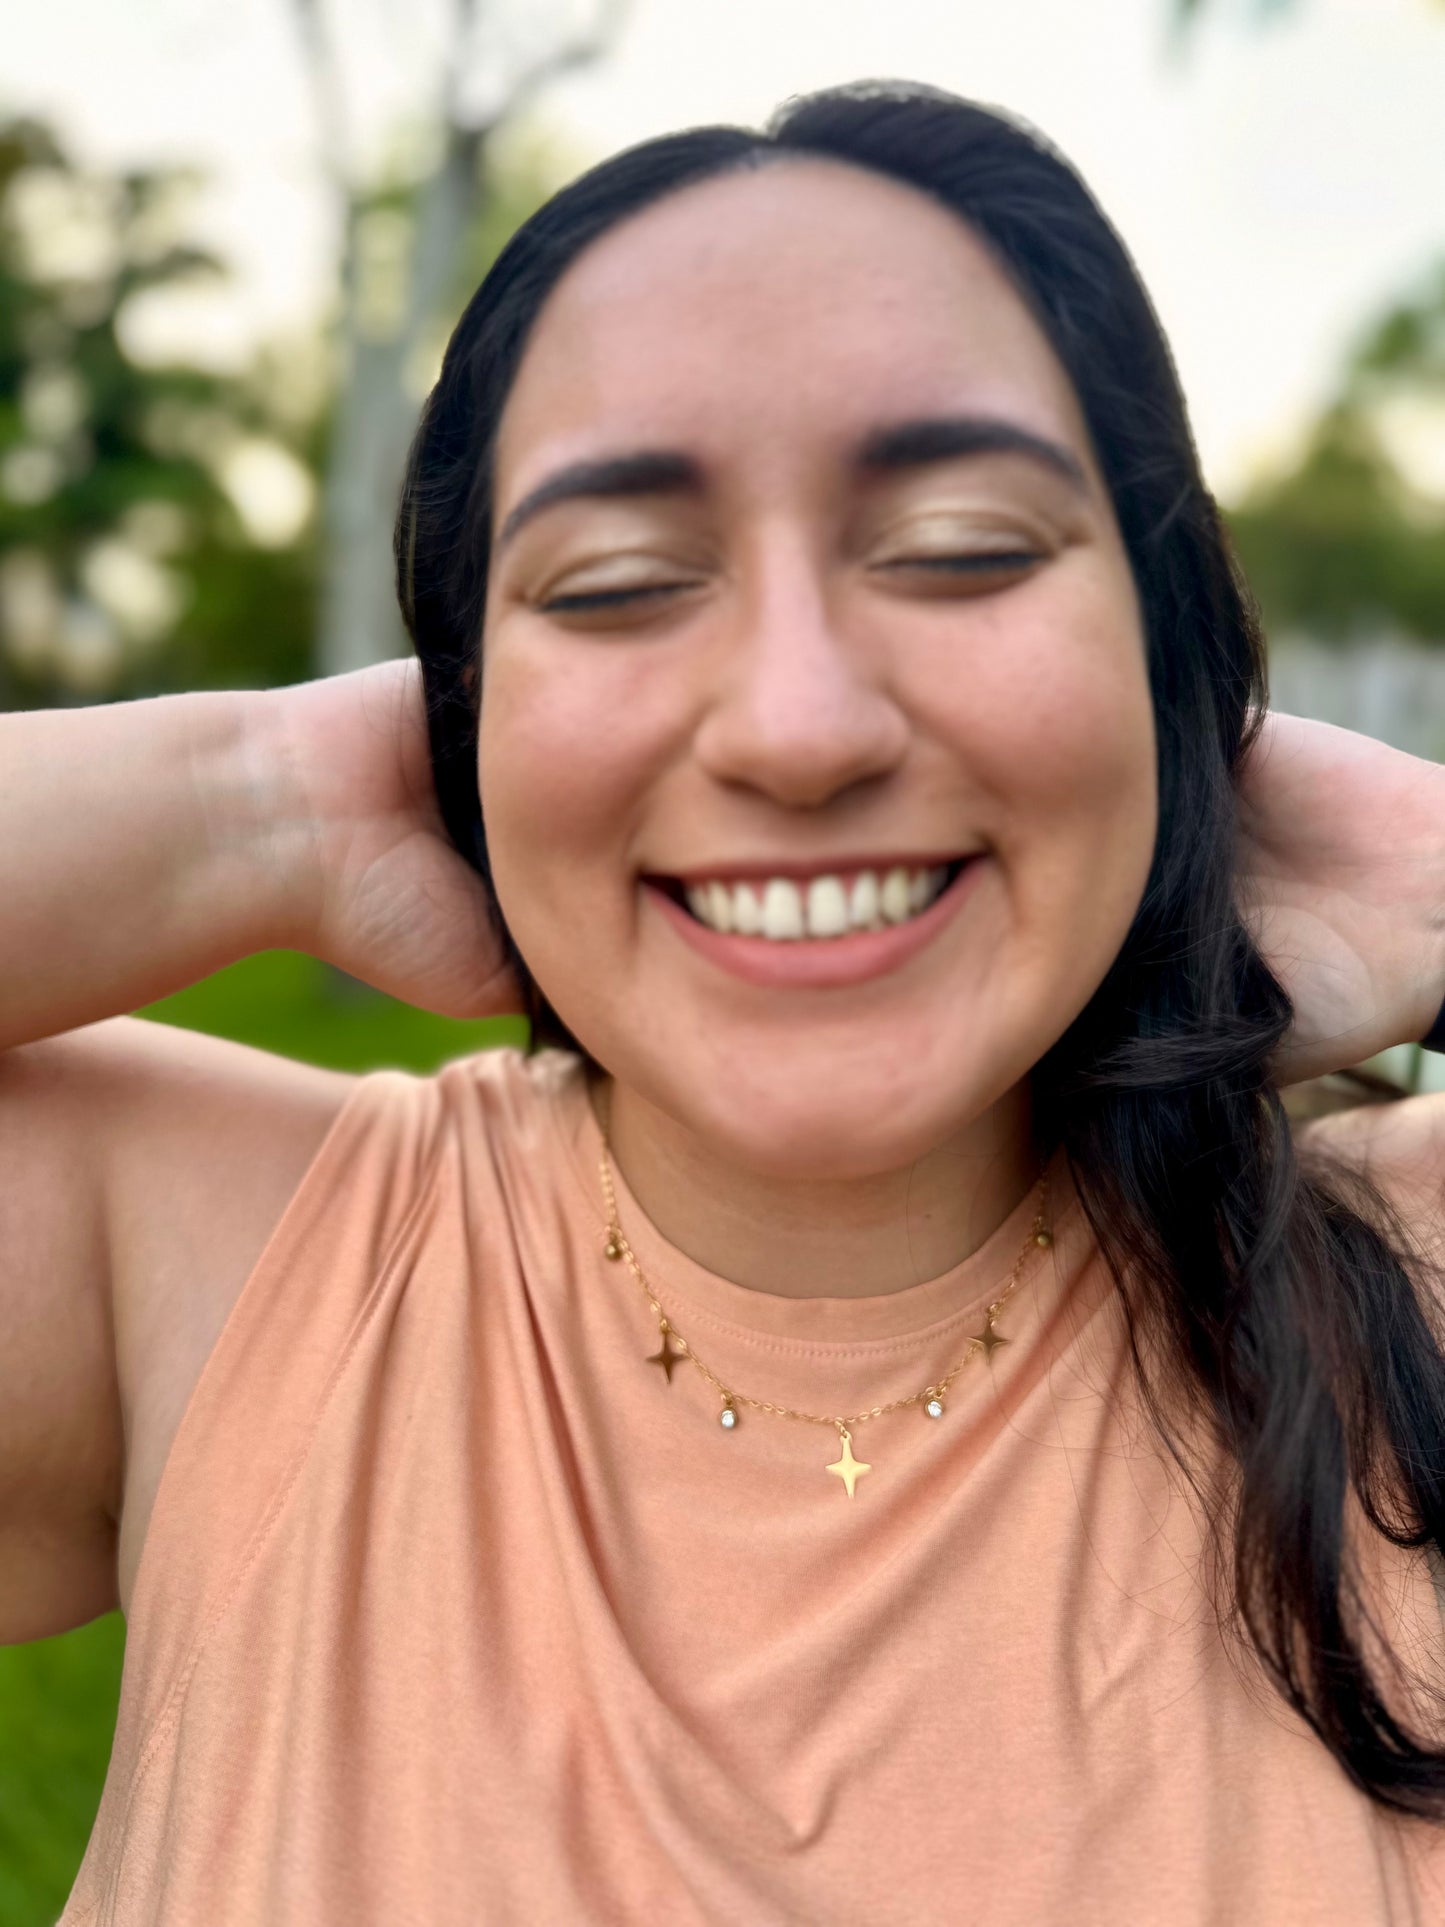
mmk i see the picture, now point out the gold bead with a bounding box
[604,1237,623,1261]
[1034,1230,1053,1248]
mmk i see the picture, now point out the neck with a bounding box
[594,1075,1038,1301]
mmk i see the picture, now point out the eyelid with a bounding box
[536,567,702,598]
[864,551,1044,595]
[866,503,1055,551]
[538,581,697,613]
[539,550,1041,620]
[521,505,1057,619]
[526,542,712,600]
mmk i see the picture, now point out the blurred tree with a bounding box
[1172,0,1443,31]
[293,0,622,677]
[0,90,578,710]
[1226,258,1445,644]
[0,116,319,707]
[1163,0,1445,644]
[1172,0,1299,29]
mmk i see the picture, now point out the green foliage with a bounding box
[1353,257,1445,387]
[0,110,564,712]
[1172,0,1297,26]
[0,954,527,1926]
[0,117,319,708]
[1225,257,1445,644]
[1172,0,1441,28]
[1168,2,1445,645]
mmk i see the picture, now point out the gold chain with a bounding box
[596,1132,1053,1495]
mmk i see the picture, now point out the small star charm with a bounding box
[973,1316,1008,1359]
[645,1330,688,1382]
[825,1427,871,1498]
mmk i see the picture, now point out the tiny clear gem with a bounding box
[719,1407,738,1429]
[925,1397,945,1420]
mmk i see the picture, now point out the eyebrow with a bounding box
[494,413,1090,552]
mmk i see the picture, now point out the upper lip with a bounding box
[647,851,978,886]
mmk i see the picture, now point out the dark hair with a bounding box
[398,79,1445,1816]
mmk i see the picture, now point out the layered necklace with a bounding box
[597,1129,1054,1498]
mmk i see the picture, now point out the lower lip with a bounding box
[644,860,984,990]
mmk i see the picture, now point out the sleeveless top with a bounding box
[62,1046,1445,1924]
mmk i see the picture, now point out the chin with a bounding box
[623,1029,1032,1183]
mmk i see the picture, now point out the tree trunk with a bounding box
[316,124,484,678]
[298,0,620,678]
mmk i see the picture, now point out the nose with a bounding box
[692,537,909,810]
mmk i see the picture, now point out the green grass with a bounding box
[0,954,528,1926]
[135,947,530,1072]
[0,1617,125,1927]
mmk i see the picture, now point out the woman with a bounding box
[5,79,1445,1924]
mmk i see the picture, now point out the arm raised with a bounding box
[0,682,300,1053]
[0,661,514,1641]
[0,659,517,1053]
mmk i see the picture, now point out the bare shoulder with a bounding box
[0,1016,357,1637]
[100,1017,357,1613]
[1297,1092,1445,1253]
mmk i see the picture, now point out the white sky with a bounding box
[2,0,1442,498]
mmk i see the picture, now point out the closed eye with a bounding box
[874,550,1042,576]
[535,551,1041,617]
[535,581,703,615]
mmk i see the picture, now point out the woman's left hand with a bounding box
[1235,711,1445,1087]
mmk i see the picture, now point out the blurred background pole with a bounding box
[293,0,623,678]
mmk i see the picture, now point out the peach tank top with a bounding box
[63,1047,1445,1924]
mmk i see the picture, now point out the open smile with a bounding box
[641,855,983,990]
[677,859,965,941]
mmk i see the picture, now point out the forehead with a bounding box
[493,157,1093,496]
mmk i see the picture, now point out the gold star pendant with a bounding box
[825,1427,871,1498]
[973,1316,1008,1359]
[645,1333,687,1382]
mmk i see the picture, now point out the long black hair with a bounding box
[397,79,1445,1817]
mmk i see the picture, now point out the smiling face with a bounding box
[480,157,1158,1183]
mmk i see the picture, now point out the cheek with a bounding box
[970,556,1149,793]
[477,634,686,921]
[480,649,610,916]
[916,559,1157,926]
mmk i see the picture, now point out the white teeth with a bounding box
[879,866,913,925]
[681,862,958,939]
[848,871,880,931]
[760,878,805,940]
[731,882,761,934]
[805,875,849,938]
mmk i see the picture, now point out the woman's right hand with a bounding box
[264,658,523,1020]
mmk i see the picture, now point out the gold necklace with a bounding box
[597,1137,1053,1498]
